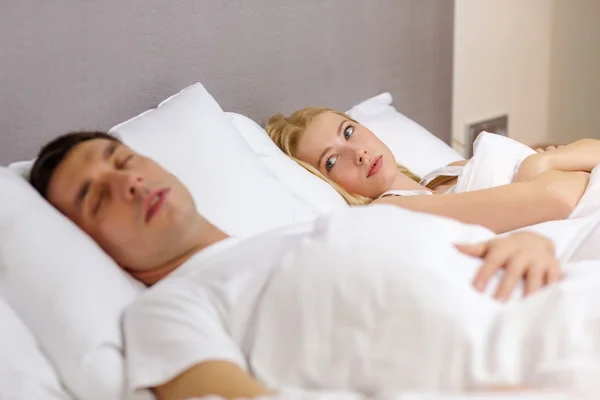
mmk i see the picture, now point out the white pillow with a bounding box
[0,168,151,400]
[7,159,34,178]
[0,294,73,400]
[227,112,348,214]
[346,92,464,178]
[110,83,318,236]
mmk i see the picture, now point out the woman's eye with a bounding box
[343,126,354,140]
[325,156,337,171]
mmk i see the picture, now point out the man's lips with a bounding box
[367,155,383,177]
[144,188,170,222]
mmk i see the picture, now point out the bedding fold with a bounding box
[246,206,600,395]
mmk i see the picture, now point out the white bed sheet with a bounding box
[0,295,73,400]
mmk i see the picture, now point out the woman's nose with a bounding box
[356,149,368,164]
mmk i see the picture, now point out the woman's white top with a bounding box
[378,165,463,198]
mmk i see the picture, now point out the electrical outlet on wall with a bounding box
[464,115,508,157]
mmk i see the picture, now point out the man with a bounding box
[30,131,563,400]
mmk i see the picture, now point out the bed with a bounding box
[5,2,571,400]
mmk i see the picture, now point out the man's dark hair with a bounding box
[30,131,120,199]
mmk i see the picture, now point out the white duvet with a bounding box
[454,132,600,221]
[245,205,600,396]
[451,132,600,261]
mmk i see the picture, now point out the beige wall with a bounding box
[547,0,600,144]
[453,0,553,153]
[453,0,600,154]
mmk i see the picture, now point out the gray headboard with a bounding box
[0,0,454,165]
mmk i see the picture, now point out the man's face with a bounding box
[47,138,199,273]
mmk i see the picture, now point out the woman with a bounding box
[267,107,595,234]
[266,108,600,299]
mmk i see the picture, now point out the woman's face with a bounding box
[296,112,398,198]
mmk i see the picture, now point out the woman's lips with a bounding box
[367,156,383,177]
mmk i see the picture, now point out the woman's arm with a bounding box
[375,170,589,233]
[516,138,600,182]
[543,138,600,171]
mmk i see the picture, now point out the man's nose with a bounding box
[106,170,144,200]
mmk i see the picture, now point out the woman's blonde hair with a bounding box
[266,107,421,205]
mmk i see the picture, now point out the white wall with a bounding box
[547,0,600,144]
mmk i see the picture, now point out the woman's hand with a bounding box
[455,231,562,301]
[535,144,565,153]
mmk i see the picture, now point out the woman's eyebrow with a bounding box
[336,119,346,136]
